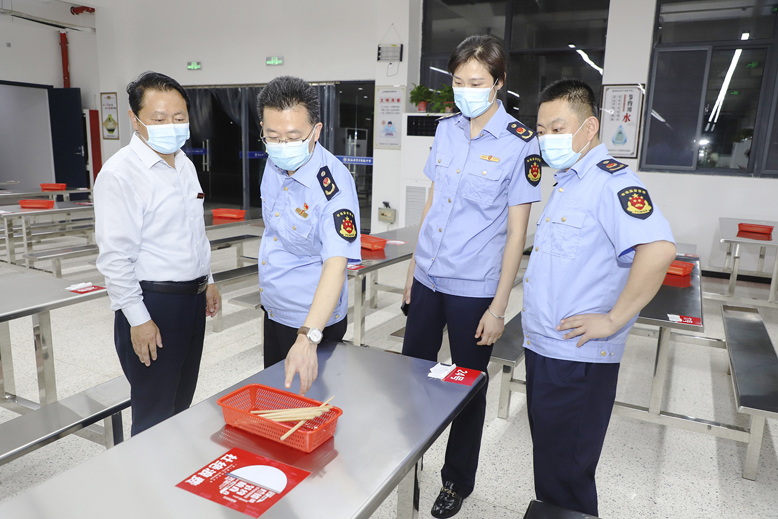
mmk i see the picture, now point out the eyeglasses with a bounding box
[261,125,315,145]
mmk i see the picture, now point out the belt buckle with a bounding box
[198,277,208,294]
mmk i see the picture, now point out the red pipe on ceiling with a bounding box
[59,31,70,88]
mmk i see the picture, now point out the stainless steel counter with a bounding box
[716,217,778,306]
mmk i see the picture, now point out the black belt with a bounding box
[140,276,208,295]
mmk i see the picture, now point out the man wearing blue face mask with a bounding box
[256,76,361,395]
[521,79,677,516]
[95,71,221,435]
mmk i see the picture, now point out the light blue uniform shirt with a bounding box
[259,143,361,328]
[521,143,675,363]
[414,101,542,298]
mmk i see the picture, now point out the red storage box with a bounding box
[40,183,67,191]
[666,260,693,277]
[211,208,246,219]
[217,384,342,453]
[738,223,774,235]
[663,273,691,288]
[737,230,773,241]
[361,234,387,250]
[19,199,55,209]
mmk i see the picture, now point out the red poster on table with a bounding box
[443,367,480,386]
[176,448,310,517]
[70,285,104,294]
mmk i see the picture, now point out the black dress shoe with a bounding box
[431,480,464,518]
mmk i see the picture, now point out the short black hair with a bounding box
[126,71,190,116]
[538,79,599,122]
[257,76,320,125]
[447,34,506,84]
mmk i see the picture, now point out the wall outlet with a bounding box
[378,207,396,223]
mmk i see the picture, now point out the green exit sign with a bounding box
[187,61,202,70]
[266,56,284,66]
[746,61,759,68]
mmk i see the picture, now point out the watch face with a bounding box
[308,328,323,344]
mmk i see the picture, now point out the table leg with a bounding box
[724,243,732,270]
[768,255,778,304]
[743,414,766,480]
[757,247,766,273]
[353,274,366,347]
[396,463,419,519]
[0,321,15,399]
[103,412,124,448]
[369,271,378,309]
[3,216,15,264]
[237,243,244,268]
[648,326,671,415]
[33,311,58,405]
[727,244,741,297]
[21,216,33,269]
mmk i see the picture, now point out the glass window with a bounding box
[764,103,778,171]
[510,0,609,50]
[505,50,605,130]
[658,0,778,44]
[422,0,507,55]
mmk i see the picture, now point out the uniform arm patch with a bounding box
[334,209,358,242]
[597,159,628,173]
[617,186,653,219]
[507,122,535,141]
[525,154,542,187]
[317,166,340,201]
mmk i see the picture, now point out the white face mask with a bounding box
[136,117,190,155]
[538,119,591,170]
[453,79,498,118]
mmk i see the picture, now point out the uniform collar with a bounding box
[272,142,322,188]
[568,142,609,179]
[455,100,508,139]
[129,132,182,171]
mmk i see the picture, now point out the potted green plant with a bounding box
[429,85,455,113]
[409,83,433,112]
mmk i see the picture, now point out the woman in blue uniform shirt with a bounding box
[401,35,541,518]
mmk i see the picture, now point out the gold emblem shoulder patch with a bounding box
[598,159,628,173]
[618,186,653,219]
[525,154,542,187]
[334,209,358,242]
[507,122,535,142]
[317,166,339,201]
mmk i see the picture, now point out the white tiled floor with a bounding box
[1,231,778,518]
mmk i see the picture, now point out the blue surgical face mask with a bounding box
[264,129,316,172]
[538,119,592,170]
[136,117,189,155]
[453,79,498,118]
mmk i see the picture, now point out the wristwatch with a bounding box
[297,326,323,345]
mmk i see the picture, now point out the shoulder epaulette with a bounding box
[507,122,535,141]
[597,159,628,174]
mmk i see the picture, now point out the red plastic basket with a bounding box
[19,199,55,209]
[666,260,693,277]
[738,223,773,235]
[361,234,387,250]
[40,183,67,191]
[217,384,342,453]
[737,230,773,241]
[212,208,246,219]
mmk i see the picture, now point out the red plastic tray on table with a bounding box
[40,183,67,191]
[738,223,774,235]
[211,208,246,220]
[737,230,773,241]
[361,234,387,250]
[217,384,343,453]
[19,199,55,209]
[663,260,693,288]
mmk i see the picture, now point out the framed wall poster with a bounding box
[100,92,120,140]
[599,85,644,159]
[374,86,404,150]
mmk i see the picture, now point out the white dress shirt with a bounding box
[95,133,213,327]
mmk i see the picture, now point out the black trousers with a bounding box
[262,312,347,368]
[114,290,206,436]
[401,279,493,498]
[525,348,620,517]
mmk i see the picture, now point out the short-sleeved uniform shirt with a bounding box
[521,143,675,363]
[259,143,361,328]
[413,101,542,298]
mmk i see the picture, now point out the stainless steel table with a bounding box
[709,217,778,308]
[0,341,486,519]
[0,188,91,203]
[204,207,264,231]
[0,201,95,265]
[0,264,107,412]
[348,226,418,346]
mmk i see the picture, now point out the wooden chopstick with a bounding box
[280,396,334,441]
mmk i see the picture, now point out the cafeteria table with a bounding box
[204,207,264,230]
[0,263,107,412]
[0,340,486,519]
[0,187,91,203]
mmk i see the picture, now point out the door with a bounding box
[48,88,88,193]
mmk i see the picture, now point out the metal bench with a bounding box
[491,313,526,419]
[23,244,99,277]
[721,304,778,480]
[209,234,261,267]
[524,499,601,518]
[229,290,262,310]
[0,376,130,466]
[212,265,258,332]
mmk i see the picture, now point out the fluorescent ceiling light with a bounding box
[699,139,710,145]
[429,66,452,76]
[741,32,750,40]
[507,90,520,98]
[705,48,742,130]
[575,49,603,75]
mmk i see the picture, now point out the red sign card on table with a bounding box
[177,448,310,517]
[443,367,480,386]
[70,285,104,294]
[668,314,702,326]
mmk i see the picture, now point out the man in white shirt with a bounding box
[95,71,221,435]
